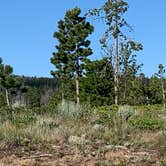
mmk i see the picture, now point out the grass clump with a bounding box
[11,112,37,127]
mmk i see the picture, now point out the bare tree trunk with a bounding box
[5,88,10,106]
[75,44,80,106]
[76,72,80,106]
[114,16,119,106]
[61,82,65,103]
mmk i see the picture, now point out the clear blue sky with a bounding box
[0,0,166,77]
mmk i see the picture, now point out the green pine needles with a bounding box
[51,7,94,105]
[0,58,21,107]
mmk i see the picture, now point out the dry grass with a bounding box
[0,104,165,165]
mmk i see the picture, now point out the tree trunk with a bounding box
[76,73,80,106]
[5,88,10,107]
[114,16,119,106]
[75,44,80,106]
[61,81,65,105]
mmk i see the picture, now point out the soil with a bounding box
[0,142,165,166]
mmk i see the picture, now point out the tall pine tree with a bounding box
[51,7,94,105]
[88,0,133,105]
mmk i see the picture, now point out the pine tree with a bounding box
[88,0,132,105]
[148,76,162,104]
[0,58,21,107]
[51,7,94,105]
[156,64,166,107]
[81,57,114,106]
[119,40,143,104]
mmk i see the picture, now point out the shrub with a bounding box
[94,105,117,125]
[117,105,136,120]
[133,105,165,112]
[43,94,61,113]
[129,117,166,130]
[0,93,6,107]
[56,100,94,120]
[12,101,26,109]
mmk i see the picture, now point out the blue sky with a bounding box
[0,0,165,77]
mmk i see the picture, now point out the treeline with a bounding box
[50,2,166,107]
[17,76,58,108]
[51,57,166,106]
[0,58,165,107]
[0,72,58,108]
[0,0,165,108]
[50,2,145,106]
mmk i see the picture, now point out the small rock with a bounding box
[68,135,91,145]
[91,152,96,156]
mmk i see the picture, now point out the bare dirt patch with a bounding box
[0,142,164,166]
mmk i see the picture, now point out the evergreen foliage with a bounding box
[155,64,166,106]
[88,0,143,105]
[119,41,143,104]
[0,58,21,107]
[51,7,94,104]
[80,57,114,106]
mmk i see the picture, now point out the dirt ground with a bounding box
[0,143,165,166]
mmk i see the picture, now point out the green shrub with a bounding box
[0,106,15,121]
[0,107,9,122]
[129,117,166,130]
[0,93,6,107]
[133,105,165,112]
[94,105,117,125]
[44,94,61,113]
